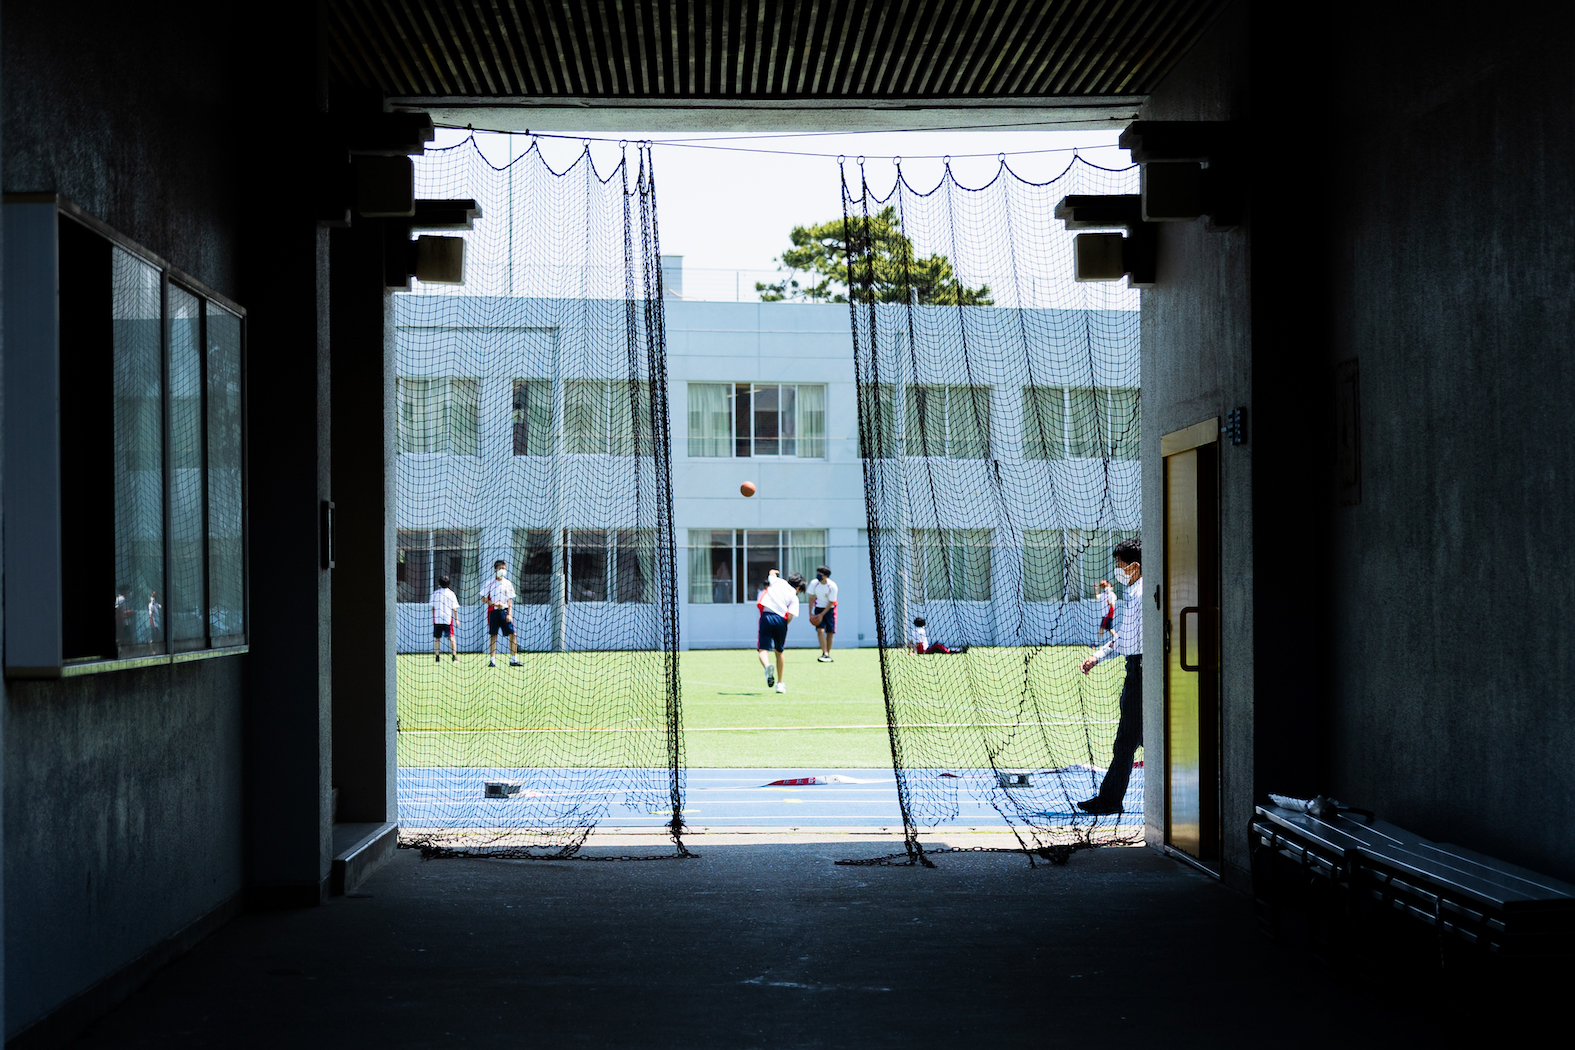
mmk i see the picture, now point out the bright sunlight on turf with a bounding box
[396,647,1135,769]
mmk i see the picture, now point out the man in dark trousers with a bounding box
[1077,537,1143,815]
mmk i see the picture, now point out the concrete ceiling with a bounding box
[325,0,1228,131]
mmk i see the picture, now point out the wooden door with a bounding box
[1163,426,1219,861]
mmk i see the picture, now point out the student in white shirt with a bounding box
[1077,537,1143,815]
[911,616,966,654]
[806,565,839,662]
[1097,579,1117,645]
[756,569,806,693]
[431,574,460,663]
[480,559,522,668]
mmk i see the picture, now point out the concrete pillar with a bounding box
[329,222,396,824]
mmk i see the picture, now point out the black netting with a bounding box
[841,156,1143,864]
[395,138,685,858]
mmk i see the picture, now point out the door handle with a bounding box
[1179,606,1201,672]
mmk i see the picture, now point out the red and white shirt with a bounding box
[756,576,800,618]
[431,587,460,625]
[807,578,838,612]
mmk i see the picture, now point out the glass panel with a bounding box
[1066,528,1103,599]
[206,305,245,645]
[398,378,434,454]
[788,529,826,582]
[615,528,652,603]
[796,384,826,459]
[513,528,554,605]
[1108,387,1141,461]
[565,379,607,455]
[1022,529,1065,602]
[744,530,782,603]
[687,383,732,458]
[446,378,479,455]
[905,385,945,457]
[779,384,796,457]
[734,383,751,458]
[607,379,648,457]
[568,529,608,601]
[168,287,206,648]
[711,530,736,604]
[752,383,780,456]
[1022,386,1067,461]
[431,529,479,604]
[513,379,552,456]
[1068,388,1103,458]
[113,248,165,657]
[687,529,713,604]
[958,529,993,600]
[948,386,990,459]
[859,383,895,459]
[396,530,430,604]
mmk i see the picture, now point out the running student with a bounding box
[806,565,838,662]
[1097,579,1117,646]
[481,560,522,668]
[1077,537,1142,815]
[756,569,806,693]
[431,574,460,663]
[911,616,967,654]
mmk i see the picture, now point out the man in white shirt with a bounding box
[431,574,460,663]
[480,559,522,668]
[756,569,806,693]
[1077,537,1143,815]
[806,565,839,662]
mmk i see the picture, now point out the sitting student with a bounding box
[911,616,968,654]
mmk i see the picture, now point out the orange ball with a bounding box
[740,481,757,497]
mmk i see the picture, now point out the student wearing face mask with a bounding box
[1077,537,1143,815]
[480,559,522,668]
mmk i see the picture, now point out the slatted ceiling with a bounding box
[325,0,1228,101]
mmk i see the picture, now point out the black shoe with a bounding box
[1076,796,1124,815]
[435,654,440,663]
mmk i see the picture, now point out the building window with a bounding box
[905,385,991,459]
[397,529,479,604]
[206,305,246,647]
[687,529,826,603]
[1022,528,1140,601]
[566,378,651,456]
[858,382,897,459]
[686,383,827,458]
[511,528,554,604]
[567,529,654,603]
[912,529,992,601]
[512,379,552,456]
[1024,386,1140,461]
[397,377,479,455]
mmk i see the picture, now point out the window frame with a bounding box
[3,195,250,677]
[686,382,828,460]
[685,528,827,604]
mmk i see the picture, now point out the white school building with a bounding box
[393,289,1138,653]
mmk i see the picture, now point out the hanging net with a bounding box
[841,155,1142,863]
[394,137,685,858]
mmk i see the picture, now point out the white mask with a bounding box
[495,569,507,579]
[1114,566,1131,585]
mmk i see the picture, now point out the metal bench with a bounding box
[1251,803,1575,963]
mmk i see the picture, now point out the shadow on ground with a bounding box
[76,843,1452,1048]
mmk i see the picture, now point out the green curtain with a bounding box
[687,382,732,457]
[1022,386,1067,461]
[1021,529,1066,602]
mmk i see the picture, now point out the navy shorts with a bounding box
[814,606,836,634]
[487,608,514,636]
[433,623,452,639]
[757,611,789,652]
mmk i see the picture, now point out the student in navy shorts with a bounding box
[756,569,807,694]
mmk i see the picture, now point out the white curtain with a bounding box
[687,529,713,604]
[796,384,826,458]
[687,382,732,457]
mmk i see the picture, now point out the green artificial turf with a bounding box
[395,646,1133,769]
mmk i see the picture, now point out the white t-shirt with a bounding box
[807,578,839,610]
[912,625,927,648]
[431,588,460,625]
[480,576,517,608]
[756,576,801,618]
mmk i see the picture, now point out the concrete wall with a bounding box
[1320,8,1575,879]
[1140,1,1575,883]
[3,662,244,1031]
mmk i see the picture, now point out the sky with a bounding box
[429,126,1131,296]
